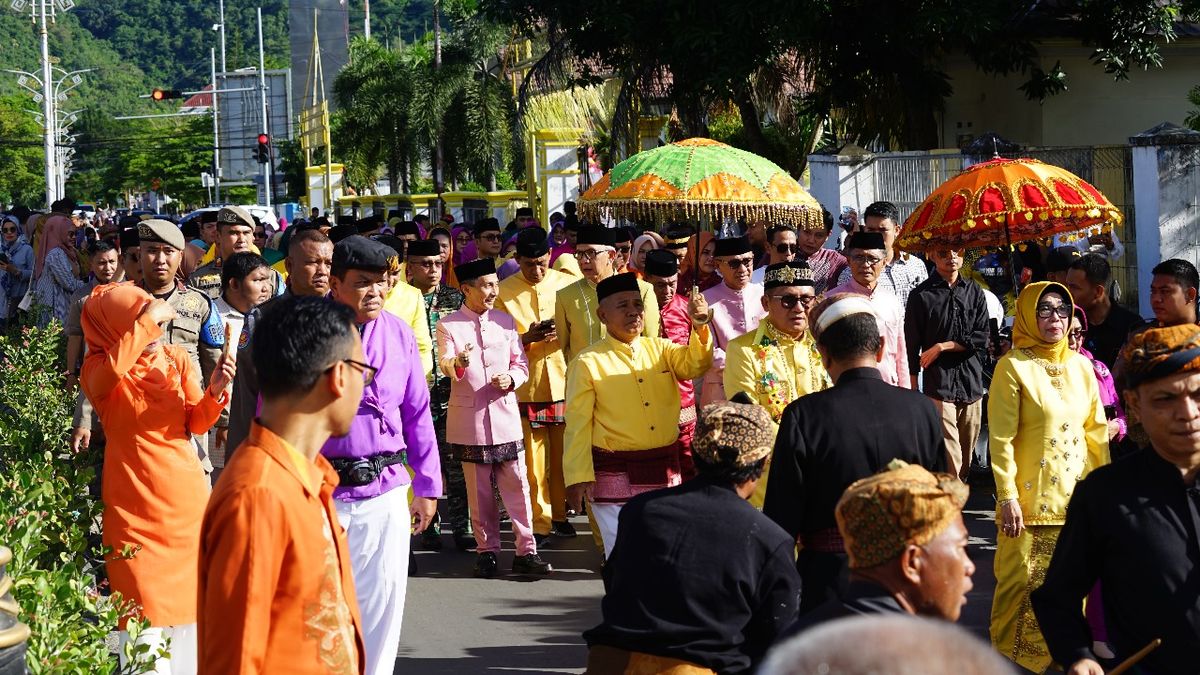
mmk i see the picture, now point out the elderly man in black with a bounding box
[1032,323,1200,675]
[584,401,801,675]
[763,293,947,614]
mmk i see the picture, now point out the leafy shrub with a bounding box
[0,322,158,673]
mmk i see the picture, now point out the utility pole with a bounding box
[218,0,227,74]
[432,0,443,212]
[364,0,371,39]
[210,47,221,204]
[257,6,271,209]
[37,0,55,205]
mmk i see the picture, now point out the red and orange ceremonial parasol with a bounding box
[895,157,1123,253]
[578,138,823,229]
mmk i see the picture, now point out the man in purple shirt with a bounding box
[324,235,442,675]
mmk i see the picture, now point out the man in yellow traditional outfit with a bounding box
[564,272,713,558]
[555,226,659,363]
[498,228,579,543]
[724,261,831,507]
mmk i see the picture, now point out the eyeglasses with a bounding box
[332,358,377,386]
[1036,304,1071,319]
[1,227,15,234]
[775,243,799,254]
[1067,329,1085,340]
[849,253,884,267]
[722,257,754,269]
[615,245,632,254]
[477,233,502,242]
[409,259,443,269]
[574,249,609,263]
[771,294,817,309]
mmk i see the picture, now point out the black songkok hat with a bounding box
[373,235,407,258]
[596,272,641,303]
[614,227,634,244]
[455,257,497,284]
[354,218,378,234]
[474,217,501,234]
[764,262,815,290]
[119,227,140,250]
[515,227,550,258]
[332,235,392,275]
[394,220,422,237]
[643,249,680,278]
[515,207,534,218]
[662,224,695,249]
[712,235,752,258]
[845,231,886,251]
[576,225,616,247]
[329,223,358,244]
[406,238,441,258]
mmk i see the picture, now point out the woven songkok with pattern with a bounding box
[836,460,969,569]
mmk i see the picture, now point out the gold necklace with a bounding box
[1019,348,1065,393]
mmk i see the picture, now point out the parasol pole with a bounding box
[1108,638,1162,675]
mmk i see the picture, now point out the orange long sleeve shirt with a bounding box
[199,423,365,674]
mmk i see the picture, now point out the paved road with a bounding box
[397,474,999,674]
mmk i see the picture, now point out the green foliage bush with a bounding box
[0,323,156,674]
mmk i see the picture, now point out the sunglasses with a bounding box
[771,294,817,310]
[615,245,632,254]
[775,243,799,254]
[849,253,884,267]
[1,227,16,233]
[723,257,754,269]
[1036,305,1071,319]
[1067,329,1085,340]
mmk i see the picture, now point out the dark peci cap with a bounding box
[137,218,185,250]
[406,238,441,258]
[329,223,358,244]
[1047,246,1083,273]
[845,231,886,252]
[764,261,815,289]
[217,205,255,229]
[455,257,497,284]
[576,225,616,248]
[516,207,534,218]
[642,249,680,278]
[596,272,641,303]
[515,227,550,258]
[474,217,501,234]
[712,235,752,258]
[119,227,140,250]
[614,227,634,244]
[332,235,392,275]
[662,224,695,249]
[355,218,378,234]
[373,235,407,258]
[394,220,421,237]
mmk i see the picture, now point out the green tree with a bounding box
[0,95,46,206]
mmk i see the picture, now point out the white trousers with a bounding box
[590,502,624,559]
[336,484,411,675]
[118,623,197,675]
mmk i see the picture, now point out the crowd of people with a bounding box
[3,193,1200,675]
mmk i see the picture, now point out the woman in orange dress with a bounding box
[81,283,234,674]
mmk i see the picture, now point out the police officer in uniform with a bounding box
[188,205,283,300]
[72,219,226,478]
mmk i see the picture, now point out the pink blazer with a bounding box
[436,306,529,446]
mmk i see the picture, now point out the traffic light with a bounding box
[150,88,183,101]
[254,134,270,164]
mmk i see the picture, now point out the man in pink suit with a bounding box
[437,257,553,579]
[826,231,910,388]
[701,235,766,406]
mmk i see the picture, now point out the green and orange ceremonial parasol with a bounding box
[896,157,1123,253]
[579,138,823,229]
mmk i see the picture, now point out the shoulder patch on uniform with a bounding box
[199,300,225,347]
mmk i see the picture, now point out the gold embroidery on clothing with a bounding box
[303,518,358,675]
[1010,527,1057,665]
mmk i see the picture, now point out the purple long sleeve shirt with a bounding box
[322,310,443,501]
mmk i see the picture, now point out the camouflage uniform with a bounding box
[423,285,471,539]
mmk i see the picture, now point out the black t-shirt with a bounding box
[1084,302,1143,369]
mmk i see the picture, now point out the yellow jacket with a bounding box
[497,267,576,403]
[988,349,1109,525]
[564,328,713,486]
[724,321,830,422]
[382,281,433,375]
[554,276,660,363]
[553,252,582,277]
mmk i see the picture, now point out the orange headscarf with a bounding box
[429,227,458,287]
[81,283,177,402]
[682,230,714,277]
[34,215,74,278]
[1012,281,1073,363]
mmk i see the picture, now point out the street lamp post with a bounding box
[9,0,76,208]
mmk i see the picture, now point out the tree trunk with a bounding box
[735,92,770,157]
[902,96,939,150]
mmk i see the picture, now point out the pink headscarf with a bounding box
[35,215,74,278]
